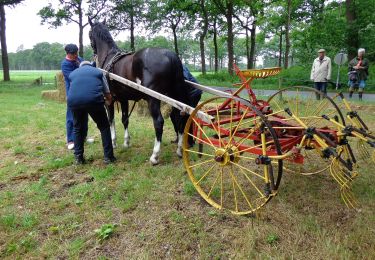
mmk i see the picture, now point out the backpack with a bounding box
[348,71,358,82]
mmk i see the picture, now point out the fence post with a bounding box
[278,77,283,101]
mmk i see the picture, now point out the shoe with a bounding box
[104,156,117,164]
[67,142,75,150]
[75,156,85,165]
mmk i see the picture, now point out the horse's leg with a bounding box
[176,114,189,158]
[148,98,164,165]
[170,108,179,143]
[107,102,117,148]
[121,100,130,148]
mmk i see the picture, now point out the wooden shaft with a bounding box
[98,69,214,123]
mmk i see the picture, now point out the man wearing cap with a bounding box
[67,61,116,165]
[310,49,332,100]
[61,43,87,150]
[348,48,369,101]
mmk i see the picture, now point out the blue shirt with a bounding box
[61,57,83,93]
[67,65,108,109]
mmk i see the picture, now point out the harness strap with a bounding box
[121,101,137,126]
[103,51,132,72]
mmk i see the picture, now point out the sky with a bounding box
[5,0,97,53]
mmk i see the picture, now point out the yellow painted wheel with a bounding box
[267,86,345,175]
[183,97,283,215]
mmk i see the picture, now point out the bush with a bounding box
[192,63,375,91]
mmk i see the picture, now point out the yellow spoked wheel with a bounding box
[331,93,375,165]
[183,97,283,215]
[356,139,375,164]
[267,86,346,175]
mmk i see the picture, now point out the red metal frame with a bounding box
[192,64,340,164]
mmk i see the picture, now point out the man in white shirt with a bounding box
[310,49,332,100]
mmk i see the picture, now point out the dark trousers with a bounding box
[71,104,114,159]
[314,82,327,100]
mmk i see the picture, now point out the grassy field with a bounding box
[0,72,375,259]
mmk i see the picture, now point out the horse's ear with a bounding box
[88,16,93,27]
[103,18,106,25]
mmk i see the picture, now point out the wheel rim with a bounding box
[183,97,282,215]
[266,86,345,175]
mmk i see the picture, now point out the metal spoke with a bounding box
[233,139,275,155]
[236,154,257,161]
[230,166,254,211]
[207,169,221,198]
[187,133,217,150]
[272,99,285,112]
[233,127,257,149]
[306,99,329,125]
[212,105,224,147]
[192,117,216,148]
[184,148,215,158]
[230,167,239,212]
[237,166,265,197]
[196,163,217,184]
[229,100,234,144]
[227,107,249,145]
[230,161,266,180]
[189,158,215,169]
[220,167,224,208]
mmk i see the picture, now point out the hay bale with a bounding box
[135,100,172,119]
[41,90,60,102]
[56,72,66,102]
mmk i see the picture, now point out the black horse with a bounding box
[89,20,191,165]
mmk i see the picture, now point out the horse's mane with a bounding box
[91,22,119,50]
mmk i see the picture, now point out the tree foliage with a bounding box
[2,0,374,74]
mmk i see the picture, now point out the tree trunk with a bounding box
[78,2,84,57]
[0,5,10,81]
[172,26,179,57]
[278,30,283,67]
[130,3,135,52]
[249,20,256,69]
[213,19,219,73]
[284,0,291,69]
[245,28,250,69]
[199,0,208,75]
[346,0,358,60]
[226,0,234,75]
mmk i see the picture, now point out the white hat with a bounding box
[79,61,92,67]
[358,48,365,54]
[318,49,326,53]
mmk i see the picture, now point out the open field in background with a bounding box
[0,73,375,258]
[2,66,375,91]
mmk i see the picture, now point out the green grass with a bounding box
[0,71,375,258]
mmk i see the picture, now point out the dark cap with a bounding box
[64,44,78,54]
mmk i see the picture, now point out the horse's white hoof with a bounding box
[123,140,130,148]
[176,148,182,158]
[150,157,159,166]
[112,142,117,149]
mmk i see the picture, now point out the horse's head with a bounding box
[88,18,111,55]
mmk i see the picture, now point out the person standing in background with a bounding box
[61,44,87,150]
[310,49,332,100]
[348,48,369,101]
